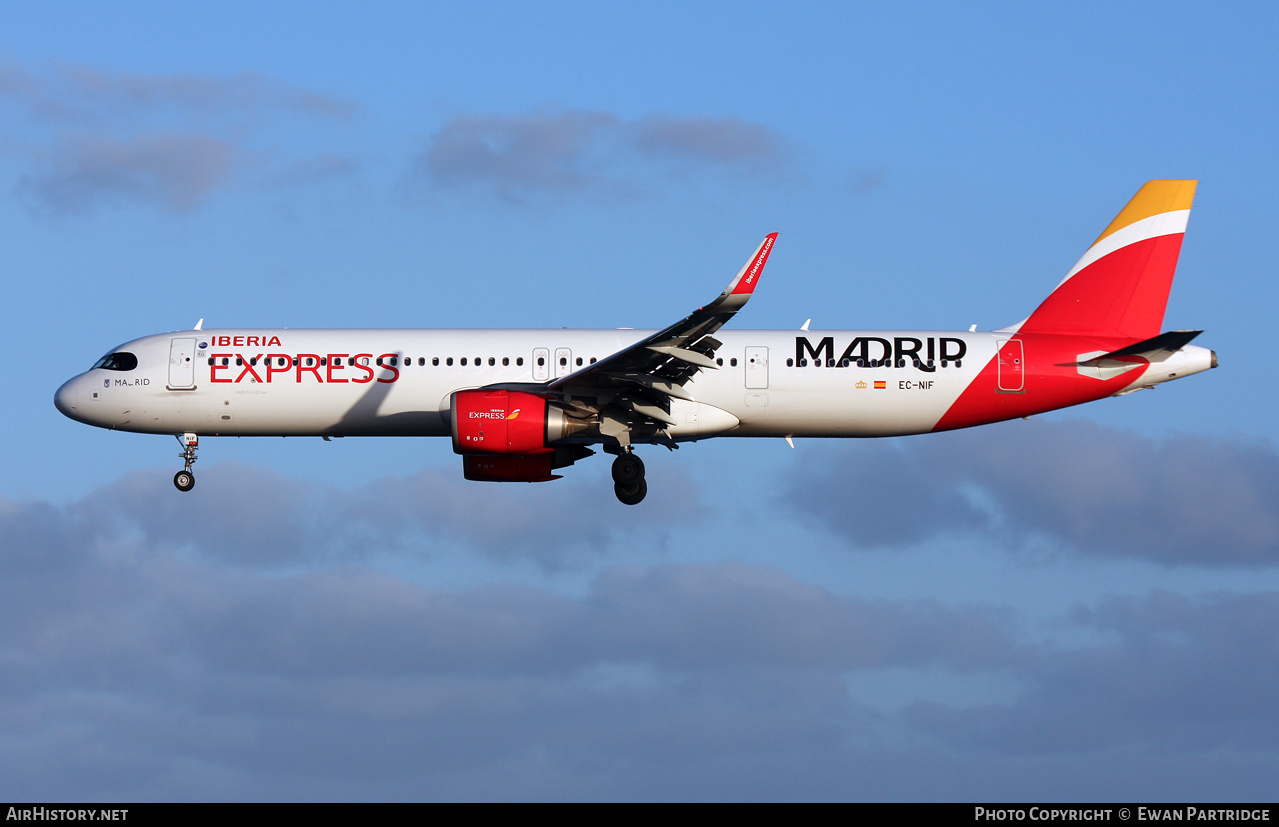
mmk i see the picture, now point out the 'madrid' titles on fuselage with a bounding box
[795,335,968,370]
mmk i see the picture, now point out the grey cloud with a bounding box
[0,61,43,97]
[0,474,1030,798]
[787,420,1279,565]
[0,61,355,121]
[422,109,620,197]
[51,460,705,570]
[60,66,357,118]
[632,113,784,163]
[905,590,1279,755]
[848,169,886,194]
[17,131,235,212]
[3,60,358,214]
[585,564,1019,671]
[3,470,1278,799]
[410,107,790,201]
[342,464,706,567]
[268,153,359,187]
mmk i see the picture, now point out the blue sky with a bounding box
[3,1,1278,801]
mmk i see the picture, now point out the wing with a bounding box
[488,233,778,446]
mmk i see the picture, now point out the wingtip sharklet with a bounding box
[725,232,778,298]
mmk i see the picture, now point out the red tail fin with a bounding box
[1009,180,1196,338]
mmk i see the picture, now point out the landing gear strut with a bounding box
[611,450,646,505]
[173,433,198,492]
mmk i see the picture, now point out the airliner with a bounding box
[55,180,1216,504]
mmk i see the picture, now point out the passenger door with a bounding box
[168,338,196,389]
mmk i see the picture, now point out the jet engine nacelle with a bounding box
[450,389,584,455]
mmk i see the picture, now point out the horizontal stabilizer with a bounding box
[1080,329,1202,365]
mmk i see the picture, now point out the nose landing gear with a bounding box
[611,450,646,505]
[173,433,198,492]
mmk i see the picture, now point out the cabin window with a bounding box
[716,358,723,366]
[489,357,495,366]
[460,358,467,366]
[787,358,794,367]
[502,357,509,366]
[537,357,545,367]
[446,357,453,366]
[730,358,737,367]
[576,357,583,366]
[589,357,596,364]
[433,357,439,366]
[517,357,524,366]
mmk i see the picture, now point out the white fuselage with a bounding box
[55,327,1016,440]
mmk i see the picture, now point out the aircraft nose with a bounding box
[54,377,80,418]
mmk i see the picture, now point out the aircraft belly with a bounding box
[694,360,989,438]
[729,386,960,437]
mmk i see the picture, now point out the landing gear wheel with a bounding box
[174,433,199,493]
[611,452,645,485]
[615,479,647,505]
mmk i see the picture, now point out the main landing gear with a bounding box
[173,433,198,492]
[611,450,646,505]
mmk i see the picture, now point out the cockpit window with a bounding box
[91,352,139,371]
